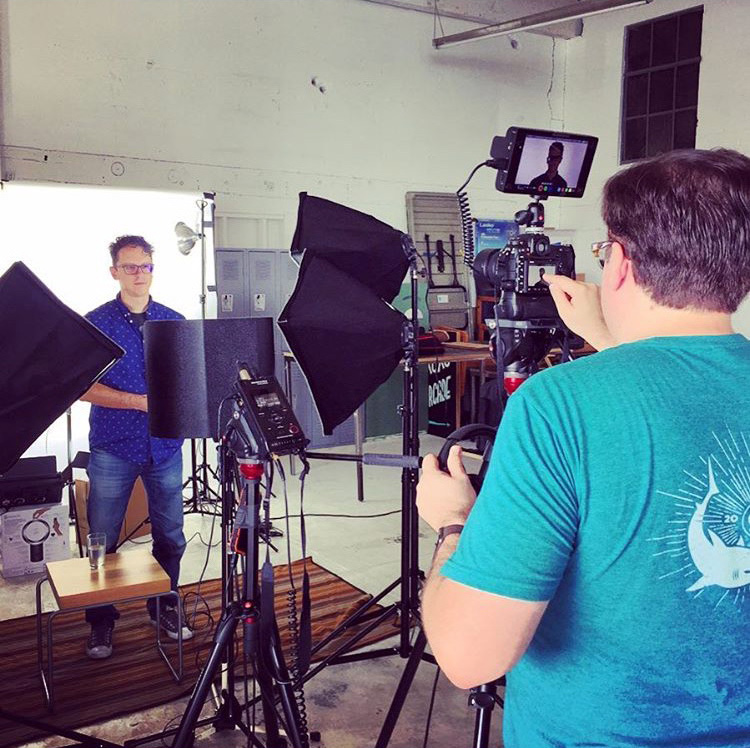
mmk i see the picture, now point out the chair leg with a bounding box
[155,590,183,682]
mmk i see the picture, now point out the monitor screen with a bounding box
[491,127,598,198]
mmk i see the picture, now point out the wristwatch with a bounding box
[435,524,464,549]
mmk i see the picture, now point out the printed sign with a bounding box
[427,361,456,437]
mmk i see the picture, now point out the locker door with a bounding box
[215,249,250,318]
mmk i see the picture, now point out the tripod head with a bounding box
[513,196,546,230]
[492,321,576,394]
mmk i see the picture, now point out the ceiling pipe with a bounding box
[433,0,652,49]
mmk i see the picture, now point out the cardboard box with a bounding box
[74,478,150,546]
[1,503,70,577]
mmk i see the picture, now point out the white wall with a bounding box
[0,0,563,233]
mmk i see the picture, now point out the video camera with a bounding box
[459,126,598,391]
[473,126,598,326]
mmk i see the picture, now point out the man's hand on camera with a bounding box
[543,274,615,351]
[417,445,476,532]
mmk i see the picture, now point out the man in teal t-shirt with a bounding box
[417,148,750,747]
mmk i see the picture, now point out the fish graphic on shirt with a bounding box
[686,459,750,592]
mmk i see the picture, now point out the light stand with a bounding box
[175,193,222,514]
[255,236,428,726]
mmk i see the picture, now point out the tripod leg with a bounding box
[255,659,284,748]
[374,627,428,748]
[172,604,241,748]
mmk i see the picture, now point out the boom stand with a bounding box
[140,419,305,748]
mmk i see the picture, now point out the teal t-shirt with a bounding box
[442,334,750,747]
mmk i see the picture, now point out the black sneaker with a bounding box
[85,621,114,659]
[150,605,194,641]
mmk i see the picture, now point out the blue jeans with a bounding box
[85,448,186,625]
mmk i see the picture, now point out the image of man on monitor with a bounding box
[529,142,568,193]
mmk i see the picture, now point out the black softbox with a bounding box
[279,194,409,435]
[0,262,124,474]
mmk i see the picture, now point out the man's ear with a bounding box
[109,266,118,280]
[604,241,631,291]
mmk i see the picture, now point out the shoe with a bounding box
[150,605,194,641]
[86,621,114,659]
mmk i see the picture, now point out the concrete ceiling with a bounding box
[360,0,643,40]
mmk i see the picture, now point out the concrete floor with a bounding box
[1,433,503,748]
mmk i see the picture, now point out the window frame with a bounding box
[620,6,703,164]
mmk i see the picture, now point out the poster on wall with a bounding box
[473,218,518,297]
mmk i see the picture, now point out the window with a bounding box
[621,7,703,163]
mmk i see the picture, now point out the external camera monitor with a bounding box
[490,127,598,198]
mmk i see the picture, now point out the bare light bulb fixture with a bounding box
[175,221,200,256]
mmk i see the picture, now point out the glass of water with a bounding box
[87,532,106,571]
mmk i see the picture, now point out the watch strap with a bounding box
[436,524,464,548]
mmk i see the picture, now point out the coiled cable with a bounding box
[455,159,497,268]
[278,457,311,747]
[457,189,475,268]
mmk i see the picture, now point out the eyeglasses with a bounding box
[591,241,614,269]
[116,263,154,275]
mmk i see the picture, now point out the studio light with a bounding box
[278,193,410,435]
[174,221,200,256]
[0,262,123,474]
[175,192,216,320]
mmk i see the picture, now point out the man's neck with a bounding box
[616,305,734,344]
[118,292,149,314]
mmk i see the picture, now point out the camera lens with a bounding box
[473,248,501,285]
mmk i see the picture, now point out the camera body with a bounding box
[473,232,575,322]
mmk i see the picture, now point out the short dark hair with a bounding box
[602,148,750,313]
[550,142,564,154]
[109,235,154,265]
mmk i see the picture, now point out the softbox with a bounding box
[290,193,408,301]
[144,317,275,440]
[0,262,124,475]
[279,194,409,435]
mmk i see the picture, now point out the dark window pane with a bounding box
[675,63,699,108]
[652,16,678,66]
[649,68,674,113]
[627,23,651,71]
[674,108,697,149]
[620,9,702,164]
[678,9,703,60]
[624,117,647,161]
[626,73,648,116]
[647,113,673,157]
